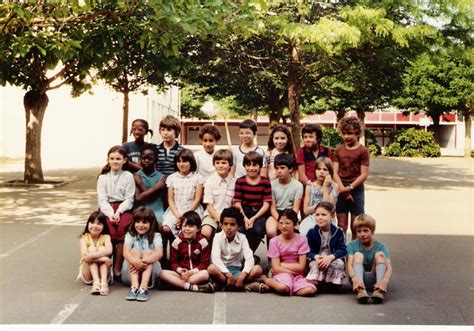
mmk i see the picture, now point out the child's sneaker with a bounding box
[136,288,149,302]
[372,289,385,304]
[197,282,215,293]
[357,289,370,304]
[126,287,139,301]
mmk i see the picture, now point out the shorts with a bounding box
[121,260,162,289]
[106,202,132,243]
[336,183,365,216]
[273,272,316,296]
[239,206,268,242]
[201,215,219,230]
[350,271,376,292]
[227,266,242,278]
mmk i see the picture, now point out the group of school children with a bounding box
[78,114,393,304]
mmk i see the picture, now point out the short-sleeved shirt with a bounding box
[271,178,304,210]
[203,173,235,217]
[296,146,333,182]
[233,176,272,208]
[347,239,390,272]
[194,149,216,180]
[267,234,310,263]
[334,144,370,183]
[124,232,163,252]
[135,169,165,223]
[307,181,338,207]
[155,141,183,176]
[165,171,205,214]
[232,146,267,179]
[122,141,146,164]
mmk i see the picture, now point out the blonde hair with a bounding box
[353,214,376,233]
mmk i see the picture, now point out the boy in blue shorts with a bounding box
[346,214,392,304]
[208,207,263,291]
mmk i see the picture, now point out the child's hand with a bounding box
[175,216,182,229]
[132,258,147,271]
[226,274,236,287]
[235,273,247,288]
[374,280,388,293]
[112,211,121,223]
[316,255,334,270]
[181,270,193,281]
[351,277,365,293]
[323,174,332,188]
[244,217,253,230]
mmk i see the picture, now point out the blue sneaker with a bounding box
[126,287,138,301]
[136,288,149,302]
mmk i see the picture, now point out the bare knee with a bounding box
[374,251,386,263]
[201,225,214,240]
[353,252,364,264]
[207,264,220,275]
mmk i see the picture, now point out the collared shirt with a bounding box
[155,141,183,176]
[97,170,135,218]
[211,231,254,274]
[124,232,163,252]
[296,145,333,181]
[194,149,216,181]
[203,172,236,217]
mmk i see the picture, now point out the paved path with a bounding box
[0,157,473,325]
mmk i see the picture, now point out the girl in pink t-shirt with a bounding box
[260,209,317,296]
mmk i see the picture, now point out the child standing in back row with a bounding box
[262,125,295,180]
[333,117,370,239]
[194,124,222,181]
[122,119,153,172]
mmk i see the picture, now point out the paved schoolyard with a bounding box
[0,157,472,325]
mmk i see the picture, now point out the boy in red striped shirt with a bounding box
[233,151,272,253]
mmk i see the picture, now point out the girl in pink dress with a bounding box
[260,209,317,296]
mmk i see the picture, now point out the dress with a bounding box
[135,169,165,224]
[77,233,111,284]
[267,234,316,295]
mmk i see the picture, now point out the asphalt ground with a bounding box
[0,157,473,325]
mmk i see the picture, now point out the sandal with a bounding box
[91,282,101,295]
[100,282,109,296]
[245,281,269,294]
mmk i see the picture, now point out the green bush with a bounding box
[321,126,343,149]
[365,129,381,156]
[385,128,441,157]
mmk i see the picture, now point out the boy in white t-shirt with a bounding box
[231,119,266,178]
[194,124,222,181]
[201,149,236,241]
[266,153,304,240]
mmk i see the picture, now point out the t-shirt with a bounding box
[232,145,266,179]
[233,176,272,208]
[124,232,163,252]
[347,239,390,272]
[122,141,146,164]
[194,149,216,180]
[271,178,304,210]
[155,141,183,176]
[267,234,310,264]
[334,144,370,183]
[296,146,333,182]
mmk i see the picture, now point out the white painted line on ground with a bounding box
[0,225,58,260]
[50,303,79,324]
[212,292,227,324]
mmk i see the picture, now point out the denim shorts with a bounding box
[228,266,241,278]
[336,183,365,216]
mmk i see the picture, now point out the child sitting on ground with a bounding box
[346,214,392,304]
[159,211,215,293]
[208,207,263,291]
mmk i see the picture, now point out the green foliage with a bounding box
[321,126,343,150]
[180,83,210,119]
[385,128,441,157]
[365,129,382,156]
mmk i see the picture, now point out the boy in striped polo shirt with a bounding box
[233,151,272,253]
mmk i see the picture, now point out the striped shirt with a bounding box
[233,176,272,208]
[155,141,183,176]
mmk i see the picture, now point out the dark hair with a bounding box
[130,119,153,138]
[278,208,299,225]
[239,119,257,134]
[314,201,335,214]
[273,153,295,170]
[140,143,157,157]
[301,124,323,142]
[268,125,295,156]
[314,156,334,178]
[127,207,159,244]
[80,210,109,237]
[213,149,233,167]
[220,207,244,228]
[338,116,362,136]
[159,115,181,137]
[199,124,221,141]
[175,149,197,172]
[243,151,263,168]
[180,211,202,229]
[99,145,131,175]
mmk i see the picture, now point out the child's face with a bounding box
[221,217,238,240]
[181,221,198,239]
[131,121,147,141]
[88,218,104,236]
[315,162,330,183]
[273,131,288,151]
[201,133,217,154]
[177,158,191,175]
[239,128,255,146]
[356,226,374,245]
[134,219,151,236]
[275,165,291,181]
[315,207,332,230]
[244,162,261,179]
[160,127,176,142]
[278,216,296,235]
[108,152,126,172]
[214,159,231,178]
[303,132,318,149]
[341,127,359,147]
[140,149,155,170]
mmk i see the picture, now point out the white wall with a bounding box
[0,83,179,170]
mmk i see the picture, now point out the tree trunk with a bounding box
[357,109,366,146]
[431,114,441,144]
[288,44,302,151]
[122,89,130,143]
[23,90,49,183]
[464,110,472,158]
[250,108,258,122]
